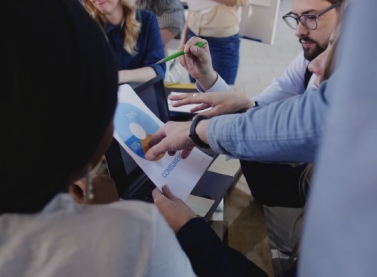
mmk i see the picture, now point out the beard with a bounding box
[300,37,326,61]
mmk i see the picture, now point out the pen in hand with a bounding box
[155,41,207,64]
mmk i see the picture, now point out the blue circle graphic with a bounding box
[114,103,160,159]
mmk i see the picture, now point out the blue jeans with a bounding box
[187,29,240,85]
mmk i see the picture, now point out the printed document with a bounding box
[113,84,213,201]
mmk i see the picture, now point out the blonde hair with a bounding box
[82,0,141,55]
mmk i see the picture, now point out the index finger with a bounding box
[147,127,166,148]
[171,94,209,107]
[183,36,205,53]
[168,92,197,101]
[145,139,170,161]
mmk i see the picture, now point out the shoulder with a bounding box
[138,8,158,21]
[98,200,160,225]
[137,9,159,29]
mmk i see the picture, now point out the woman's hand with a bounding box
[152,186,196,233]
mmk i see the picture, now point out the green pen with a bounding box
[155,41,207,64]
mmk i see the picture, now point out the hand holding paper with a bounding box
[152,186,196,233]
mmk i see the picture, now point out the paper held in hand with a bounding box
[113,84,213,201]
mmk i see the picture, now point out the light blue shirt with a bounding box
[299,1,377,276]
[198,75,330,163]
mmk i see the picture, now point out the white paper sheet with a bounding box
[113,84,213,201]
[168,92,212,114]
[186,0,218,11]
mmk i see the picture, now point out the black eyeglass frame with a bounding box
[282,2,340,30]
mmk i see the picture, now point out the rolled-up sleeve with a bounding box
[206,82,332,163]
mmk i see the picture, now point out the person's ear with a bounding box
[68,183,86,204]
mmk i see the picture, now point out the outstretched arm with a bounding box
[146,81,331,163]
[152,186,268,277]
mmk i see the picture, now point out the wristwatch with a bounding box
[189,115,210,149]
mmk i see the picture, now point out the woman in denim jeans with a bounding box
[182,1,249,85]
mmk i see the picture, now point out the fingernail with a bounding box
[163,185,170,192]
[145,153,152,160]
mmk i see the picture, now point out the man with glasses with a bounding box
[237,1,343,269]
[238,0,344,202]
[229,0,344,220]
[254,0,342,106]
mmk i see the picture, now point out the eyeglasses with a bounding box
[282,2,339,30]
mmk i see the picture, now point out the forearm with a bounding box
[196,120,210,145]
[206,82,331,163]
[118,67,157,84]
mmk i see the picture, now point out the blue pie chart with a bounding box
[114,103,160,159]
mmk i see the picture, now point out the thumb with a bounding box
[190,44,207,59]
[161,185,180,201]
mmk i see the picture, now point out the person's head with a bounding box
[82,0,141,55]
[308,23,341,87]
[283,0,344,61]
[1,0,118,214]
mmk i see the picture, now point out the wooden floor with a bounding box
[224,174,274,277]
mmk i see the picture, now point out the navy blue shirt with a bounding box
[177,218,269,277]
[105,9,166,79]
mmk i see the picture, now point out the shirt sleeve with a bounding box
[141,11,166,78]
[196,74,231,92]
[177,217,268,277]
[299,1,377,276]
[253,52,310,106]
[206,81,332,163]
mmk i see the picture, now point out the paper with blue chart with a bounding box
[113,84,213,201]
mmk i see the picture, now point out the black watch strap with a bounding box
[189,115,210,149]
